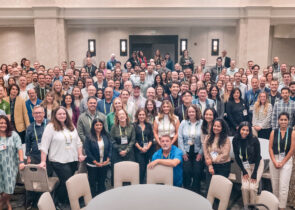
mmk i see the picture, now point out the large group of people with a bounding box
[0,49,295,210]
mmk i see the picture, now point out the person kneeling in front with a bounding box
[148,135,183,187]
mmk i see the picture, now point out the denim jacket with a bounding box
[178,119,203,154]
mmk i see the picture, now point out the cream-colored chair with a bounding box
[207,175,233,210]
[38,192,56,210]
[256,190,279,210]
[146,164,173,185]
[114,161,139,188]
[22,164,59,192]
[66,173,92,210]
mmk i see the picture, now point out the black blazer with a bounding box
[218,56,231,68]
[84,134,112,164]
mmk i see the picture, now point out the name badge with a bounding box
[143,143,149,148]
[243,161,250,169]
[249,105,254,111]
[243,109,248,116]
[0,143,6,151]
[188,138,194,146]
[65,143,71,150]
[278,153,285,162]
[121,136,128,145]
[210,151,218,160]
[37,143,41,150]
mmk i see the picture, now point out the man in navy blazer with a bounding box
[218,50,231,68]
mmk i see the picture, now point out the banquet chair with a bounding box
[146,164,173,185]
[37,192,56,210]
[256,190,279,210]
[22,164,59,192]
[66,173,92,210]
[207,175,233,210]
[114,161,140,188]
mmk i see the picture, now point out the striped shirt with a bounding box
[271,99,295,129]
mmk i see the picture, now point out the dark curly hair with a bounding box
[207,118,229,148]
[0,115,12,137]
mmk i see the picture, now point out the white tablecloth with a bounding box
[86,184,212,210]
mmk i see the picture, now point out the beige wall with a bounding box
[0,27,35,65]
[67,26,236,68]
[271,37,295,67]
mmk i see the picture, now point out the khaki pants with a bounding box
[269,155,293,209]
[241,159,264,205]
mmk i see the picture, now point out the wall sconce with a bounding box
[120,39,127,56]
[180,39,188,55]
[88,39,96,56]
[211,39,219,56]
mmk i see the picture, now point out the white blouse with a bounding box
[155,114,178,138]
[40,123,82,164]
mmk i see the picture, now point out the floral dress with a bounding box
[0,131,22,194]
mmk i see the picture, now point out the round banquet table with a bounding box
[229,136,270,160]
[86,184,212,210]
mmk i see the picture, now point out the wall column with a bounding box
[33,7,67,68]
[236,8,271,68]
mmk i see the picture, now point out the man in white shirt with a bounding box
[226,60,238,77]
[130,65,141,85]
[145,65,158,85]
[233,72,247,99]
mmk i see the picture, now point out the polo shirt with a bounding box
[0,99,10,114]
[152,145,183,187]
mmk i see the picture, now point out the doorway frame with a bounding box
[129,35,179,63]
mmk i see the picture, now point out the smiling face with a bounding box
[278,114,289,129]
[0,118,7,133]
[240,126,249,139]
[94,121,103,134]
[160,136,172,151]
[213,120,222,135]
[117,109,127,122]
[138,110,146,123]
[204,109,214,124]
[187,107,196,121]
[55,108,67,124]
[162,103,171,114]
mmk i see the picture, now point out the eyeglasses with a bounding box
[33,112,44,115]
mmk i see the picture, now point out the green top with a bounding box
[110,123,135,163]
[107,112,133,132]
[107,112,115,131]
[0,99,10,115]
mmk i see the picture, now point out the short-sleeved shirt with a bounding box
[152,145,183,187]
[0,99,10,115]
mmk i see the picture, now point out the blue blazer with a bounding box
[84,134,112,164]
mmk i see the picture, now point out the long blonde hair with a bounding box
[254,92,270,115]
[40,91,59,110]
[223,82,233,103]
[158,100,176,127]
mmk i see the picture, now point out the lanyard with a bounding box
[170,95,179,108]
[139,124,145,143]
[239,145,248,160]
[62,129,72,144]
[162,117,170,135]
[34,120,47,144]
[182,105,185,120]
[278,128,289,154]
[119,125,127,137]
[40,88,45,99]
[161,152,171,159]
[104,100,112,115]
